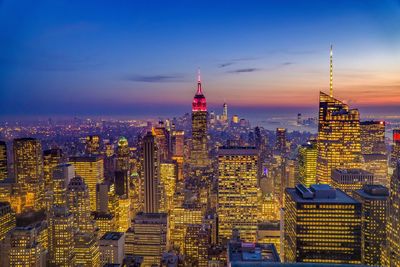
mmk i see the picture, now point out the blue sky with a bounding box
[1,0,399,117]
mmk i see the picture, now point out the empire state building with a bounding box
[190,71,210,168]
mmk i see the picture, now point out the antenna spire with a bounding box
[197,68,201,83]
[196,68,203,95]
[329,44,333,97]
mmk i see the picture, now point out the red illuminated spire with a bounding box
[192,69,207,112]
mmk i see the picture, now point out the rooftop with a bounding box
[354,185,389,200]
[286,184,359,204]
[228,241,280,263]
[101,231,124,241]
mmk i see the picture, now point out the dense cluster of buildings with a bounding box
[0,48,400,267]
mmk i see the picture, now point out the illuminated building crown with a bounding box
[192,69,207,112]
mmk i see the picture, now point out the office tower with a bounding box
[116,136,130,171]
[171,130,184,181]
[218,147,260,243]
[0,202,15,241]
[0,141,7,181]
[67,176,94,233]
[184,224,210,266]
[143,132,160,213]
[85,135,100,155]
[190,71,209,168]
[284,184,361,264]
[116,196,131,232]
[256,221,281,256]
[115,170,129,197]
[69,155,104,211]
[317,92,361,184]
[297,140,317,187]
[0,226,46,267]
[52,163,74,206]
[362,153,388,187]
[384,161,400,266]
[159,162,176,212]
[360,121,385,154]
[331,168,373,194]
[93,212,116,237]
[227,236,280,265]
[275,128,287,154]
[391,129,400,165]
[222,102,228,122]
[48,206,75,267]
[43,148,63,191]
[169,202,203,251]
[74,232,100,267]
[353,185,388,266]
[131,212,168,266]
[99,232,125,266]
[232,115,239,124]
[284,158,297,189]
[13,138,44,211]
[317,47,361,184]
[153,124,170,161]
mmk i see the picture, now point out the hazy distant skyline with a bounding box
[1,0,399,117]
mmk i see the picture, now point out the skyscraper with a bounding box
[143,132,160,213]
[275,128,287,154]
[0,202,15,242]
[391,129,400,165]
[284,184,361,264]
[13,138,44,211]
[331,168,374,194]
[297,140,317,187]
[85,135,100,155]
[0,141,7,181]
[43,148,63,191]
[353,185,388,266]
[384,161,400,266]
[52,163,74,206]
[360,121,386,154]
[217,147,260,243]
[69,155,104,211]
[190,71,209,168]
[153,124,170,161]
[115,136,130,172]
[222,102,228,122]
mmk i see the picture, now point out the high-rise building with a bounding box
[0,141,7,181]
[190,71,209,168]
[143,132,160,213]
[52,163,74,206]
[353,185,388,266]
[13,138,44,211]
[153,124,170,161]
[69,155,104,211]
[317,47,361,184]
[331,168,374,194]
[115,170,129,197]
[99,232,125,266]
[256,221,281,256]
[1,226,46,267]
[184,224,210,266]
[116,136,130,172]
[159,162,176,212]
[0,202,15,241]
[73,232,100,267]
[218,147,260,243]
[384,161,400,266]
[297,140,317,187]
[67,176,94,233]
[48,206,75,267]
[362,153,388,187]
[275,128,287,154]
[131,212,168,266]
[284,184,361,264]
[222,102,228,122]
[85,135,100,155]
[360,121,386,154]
[171,130,184,158]
[43,148,63,191]
[391,129,400,165]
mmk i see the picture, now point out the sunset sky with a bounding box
[1,0,399,117]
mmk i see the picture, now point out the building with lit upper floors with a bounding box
[218,146,260,243]
[360,121,386,154]
[353,184,388,266]
[391,129,400,166]
[297,140,317,187]
[284,184,361,264]
[331,168,374,194]
[69,155,104,212]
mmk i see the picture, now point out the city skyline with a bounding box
[1,0,400,117]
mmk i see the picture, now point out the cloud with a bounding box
[124,74,185,83]
[218,62,235,68]
[217,56,261,68]
[227,68,260,74]
[281,62,294,66]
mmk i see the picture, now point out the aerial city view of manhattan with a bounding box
[0,1,400,266]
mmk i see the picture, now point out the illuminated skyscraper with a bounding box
[67,176,94,233]
[99,232,125,266]
[143,132,160,213]
[171,130,184,181]
[48,206,75,267]
[217,147,260,243]
[331,168,374,194]
[13,138,44,211]
[131,212,168,266]
[69,155,104,211]
[384,161,400,266]
[0,141,7,181]
[256,221,281,256]
[391,129,400,165]
[222,102,228,122]
[0,202,15,242]
[73,232,100,267]
[159,162,177,212]
[85,135,100,155]
[275,128,287,154]
[284,184,361,264]
[52,163,74,206]
[43,148,63,191]
[297,140,317,187]
[116,137,130,171]
[360,121,386,154]
[190,70,209,168]
[353,185,388,266]
[362,153,388,187]
[153,124,170,161]
[184,224,210,266]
